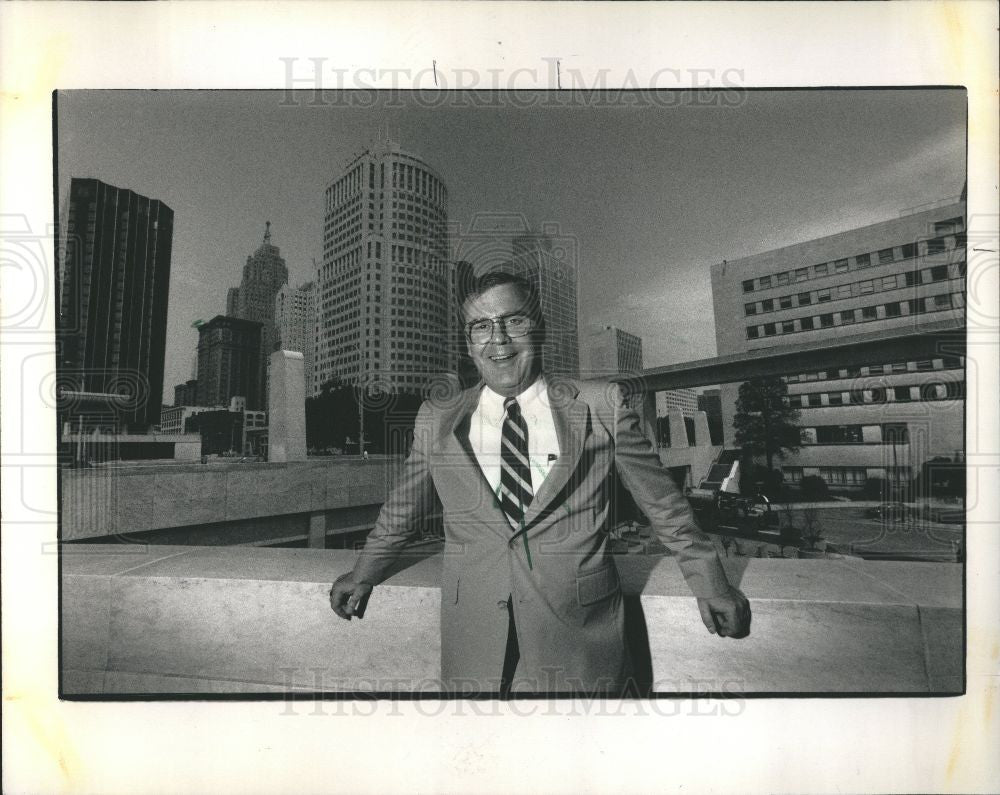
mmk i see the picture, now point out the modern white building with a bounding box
[709,193,966,489]
[315,137,452,396]
[656,388,699,418]
[581,325,643,378]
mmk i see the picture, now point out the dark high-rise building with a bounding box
[57,177,174,431]
[227,222,289,407]
[173,379,199,407]
[196,315,263,410]
[698,388,724,446]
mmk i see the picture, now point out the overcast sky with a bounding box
[55,89,965,402]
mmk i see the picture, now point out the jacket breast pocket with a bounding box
[576,564,620,607]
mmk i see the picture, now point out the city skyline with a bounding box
[54,89,965,403]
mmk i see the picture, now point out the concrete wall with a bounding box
[658,444,722,489]
[61,433,202,461]
[61,545,961,695]
[60,459,395,542]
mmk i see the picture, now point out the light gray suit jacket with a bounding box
[352,377,731,693]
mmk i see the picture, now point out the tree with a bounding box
[733,376,802,471]
[306,377,356,451]
[305,377,423,455]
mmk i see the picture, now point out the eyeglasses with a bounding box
[465,313,534,344]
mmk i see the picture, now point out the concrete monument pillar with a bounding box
[693,410,711,447]
[668,408,689,449]
[268,350,306,462]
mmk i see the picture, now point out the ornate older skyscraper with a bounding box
[57,177,174,431]
[228,222,289,407]
[315,137,451,396]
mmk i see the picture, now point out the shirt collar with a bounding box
[478,376,547,425]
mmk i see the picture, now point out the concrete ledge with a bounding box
[60,546,962,695]
[60,459,398,540]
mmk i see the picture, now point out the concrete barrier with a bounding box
[60,459,396,542]
[61,545,962,695]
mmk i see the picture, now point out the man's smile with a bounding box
[463,282,543,397]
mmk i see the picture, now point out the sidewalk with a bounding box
[769,499,963,511]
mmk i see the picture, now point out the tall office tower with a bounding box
[710,193,966,489]
[448,259,478,385]
[275,280,317,394]
[173,379,199,407]
[226,287,240,316]
[316,138,451,395]
[56,177,174,431]
[195,315,263,410]
[657,388,699,416]
[506,234,580,378]
[697,388,724,445]
[229,222,289,407]
[581,325,643,378]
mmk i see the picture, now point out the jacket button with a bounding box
[497,599,508,609]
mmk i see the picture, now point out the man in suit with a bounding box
[330,271,750,695]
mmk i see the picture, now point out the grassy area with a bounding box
[761,505,963,560]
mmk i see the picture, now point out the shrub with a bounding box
[800,475,829,501]
[862,477,889,500]
[740,462,784,498]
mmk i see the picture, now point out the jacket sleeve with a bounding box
[609,384,732,598]
[351,400,439,586]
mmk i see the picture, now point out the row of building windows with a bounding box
[800,422,909,445]
[325,193,362,231]
[327,163,366,208]
[740,219,964,294]
[785,356,963,383]
[324,246,362,280]
[745,291,963,340]
[325,151,445,209]
[390,161,446,206]
[744,261,965,316]
[392,201,445,225]
[785,380,964,408]
[783,466,912,485]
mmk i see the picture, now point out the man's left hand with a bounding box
[697,588,751,638]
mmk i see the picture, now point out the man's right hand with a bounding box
[329,573,373,620]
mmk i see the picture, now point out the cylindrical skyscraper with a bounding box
[315,138,451,397]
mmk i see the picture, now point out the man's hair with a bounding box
[460,271,544,330]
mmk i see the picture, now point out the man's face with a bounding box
[463,283,543,397]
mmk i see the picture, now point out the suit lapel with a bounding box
[521,379,589,528]
[436,384,513,539]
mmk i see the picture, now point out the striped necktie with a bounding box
[499,397,533,529]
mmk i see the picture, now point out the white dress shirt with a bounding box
[468,377,560,504]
